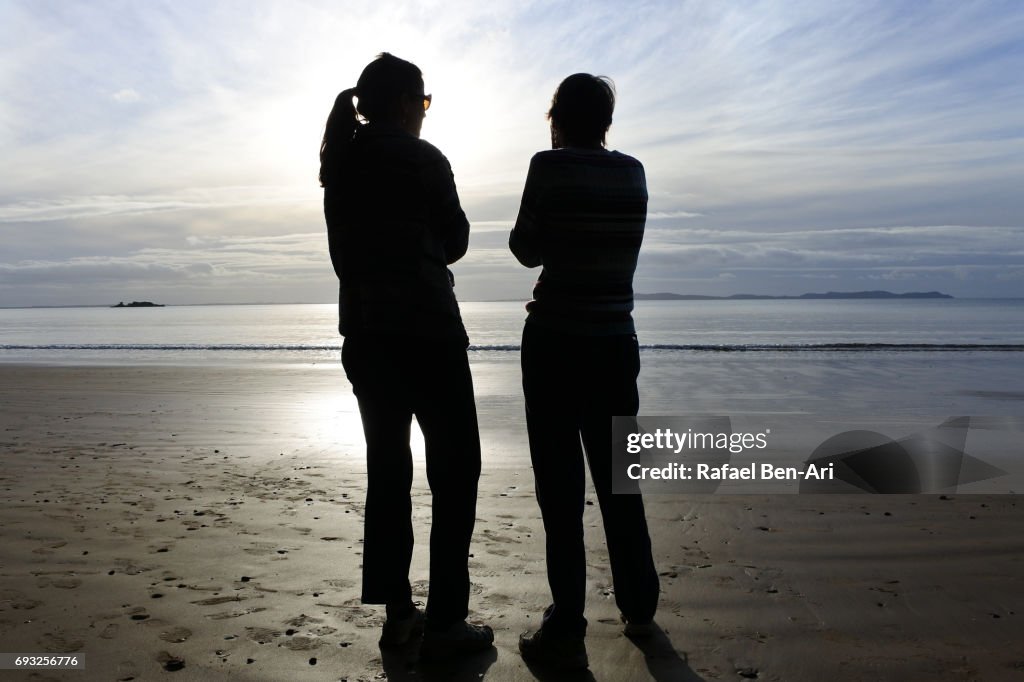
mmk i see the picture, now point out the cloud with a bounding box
[648,210,703,220]
[0,187,312,223]
[0,232,329,291]
[1,1,1022,303]
[111,88,141,103]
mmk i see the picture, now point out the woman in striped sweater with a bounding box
[511,73,660,671]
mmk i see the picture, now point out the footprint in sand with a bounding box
[155,651,186,672]
[0,589,42,610]
[112,559,155,575]
[99,623,120,639]
[481,529,521,544]
[472,563,526,576]
[31,540,68,554]
[245,626,282,644]
[191,596,247,606]
[159,626,192,643]
[180,583,222,593]
[243,542,282,556]
[282,636,320,651]
[38,631,84,652]
[115,660,139,681]
[483,593,515,607]
[125,606,150,621]
[335,604,383,629]
[312,626,338,636]
[208,607,267,620]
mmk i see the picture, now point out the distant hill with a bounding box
[635,290,953,301]
[112,301,165,308]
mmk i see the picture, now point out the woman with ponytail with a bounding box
[320,53,492,660]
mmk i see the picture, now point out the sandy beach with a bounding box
[2,362,1023,681]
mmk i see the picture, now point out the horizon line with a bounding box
[7,295,1024,310]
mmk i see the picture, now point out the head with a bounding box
[355,52,429,136]
[547,73,615,149]
[319,52,430,187]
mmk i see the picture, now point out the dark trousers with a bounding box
[342,334,481,628]
[522,322,659,636]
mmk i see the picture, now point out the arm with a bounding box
[323,189,347,282]
[423,151,470,264]
[509,154,544,268]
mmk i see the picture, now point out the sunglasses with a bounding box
[422,93,432,111]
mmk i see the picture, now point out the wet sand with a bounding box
[1,363,1022,681]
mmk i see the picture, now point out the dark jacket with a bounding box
[509,147,647,335]
[324,123,469,341]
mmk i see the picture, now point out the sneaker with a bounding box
[621,614,655,638]
[519,627,589,670]
[379,606,424,647]
[419,620,494,661]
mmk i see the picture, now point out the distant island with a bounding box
[634,290,953,301]
[112,301,165,308]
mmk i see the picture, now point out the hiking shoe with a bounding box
[621,614,655,638]
[379,606,424,647]
[419,620,494,661]
[519,627,588,670]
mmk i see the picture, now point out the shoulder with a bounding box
[533,148,643,169]
[606,151,647,190]
[530,149,646,183]
[526,149,561,172]
[359,127,452,168]
[415,137,453,169]
[527,149,593,177]
[605,150,644,171]
[531,149,561,163]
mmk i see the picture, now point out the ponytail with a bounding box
[319,87,360,188]
[319,54,423,187]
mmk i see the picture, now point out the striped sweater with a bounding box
[509,147,647,335]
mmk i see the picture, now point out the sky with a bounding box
[1,0,1023,306]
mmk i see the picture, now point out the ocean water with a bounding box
[1,299,1022,365]
[3,300,1022,469]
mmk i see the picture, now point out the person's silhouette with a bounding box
[320,52,492,661]
[510,73,659,671]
